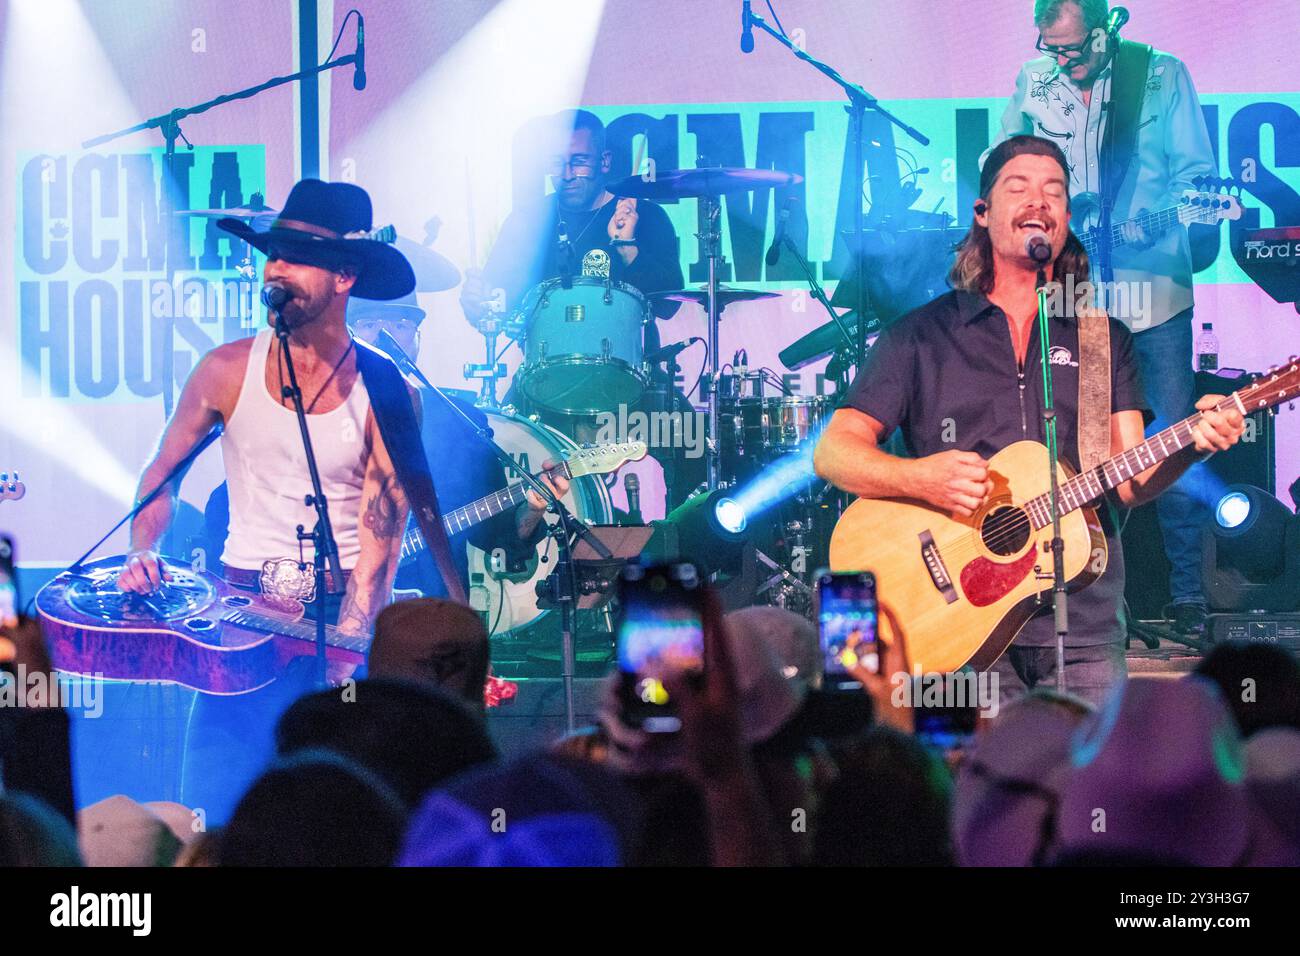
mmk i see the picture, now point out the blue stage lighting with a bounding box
[713,497,748,535]
[1215,491,1252,530]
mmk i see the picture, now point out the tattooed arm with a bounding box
[336,406,410,638]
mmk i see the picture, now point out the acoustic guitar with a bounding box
[828,358,1300,673]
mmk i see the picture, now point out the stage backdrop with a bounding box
[3,0,1298,567]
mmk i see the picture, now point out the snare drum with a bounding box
[721,394,834,480]
[516,277,648,416]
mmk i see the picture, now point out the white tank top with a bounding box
[220,329,371,571]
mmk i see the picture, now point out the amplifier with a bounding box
[1208,611,1300,650]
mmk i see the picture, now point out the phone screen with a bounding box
[0,535,18,626]
[914,697,980,753]
[616,562,705,733]
[818,571,878,685]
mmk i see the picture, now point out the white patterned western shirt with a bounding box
[986,49,1216,331]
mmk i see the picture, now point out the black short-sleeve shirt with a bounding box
[841,289,1152,647]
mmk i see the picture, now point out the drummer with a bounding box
[459,108,684,329]
[460,109,701,508]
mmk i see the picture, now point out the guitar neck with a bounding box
[221,607,369,654]
[398,460,574,562]
[1024,390,1254,529]
[1083,204,1187,257]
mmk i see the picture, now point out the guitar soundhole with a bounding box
[980,505,1031,557]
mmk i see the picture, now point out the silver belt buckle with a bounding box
[260,558,318,605]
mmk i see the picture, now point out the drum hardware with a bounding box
[464,311,516,409]
[610,167,804,492]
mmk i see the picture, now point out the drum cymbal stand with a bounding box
[464,312,510,409]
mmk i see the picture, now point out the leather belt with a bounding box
[219,562,352,595]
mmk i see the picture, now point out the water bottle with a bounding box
[1196,322,1219,372]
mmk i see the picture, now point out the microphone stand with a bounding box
[1035,266,1070,692]
[66,425,224,577]
[81,50,366,426]
[780,233,857,390]
[377,330,612,731]
[274,315,346,689]
[744,8,929,374]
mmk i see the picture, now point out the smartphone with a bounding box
[0,535,18,626]
[914,694,980,753]
[817,570,878,689]
[616,561,706,734]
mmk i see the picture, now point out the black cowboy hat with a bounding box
[218,179,416,300]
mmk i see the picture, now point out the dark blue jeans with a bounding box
[1130,310,1208,606]
[180,590,341,826]
[991,642,1128,710]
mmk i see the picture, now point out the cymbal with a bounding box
[609,167,802,200]
[393,236,461,293]
[176,205,279,219]
[649,285,781,310]
[778,311,877,370]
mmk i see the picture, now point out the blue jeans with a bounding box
[1130,310,1208,606]
[179,589,341,825]
[990,642,1128,710]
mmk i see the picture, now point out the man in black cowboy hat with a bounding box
[115,179,563,820]
[120,178,562,622]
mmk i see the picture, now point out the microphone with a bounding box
[765,195,798,267]
[1025,232,1053,264]
[352,15,366,91]
[740,1,754,53]
[645,337,703,364]
[261,282,291,312]
[1105,6,1129,37]
[624,473,643,525]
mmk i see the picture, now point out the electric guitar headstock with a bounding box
[562,441,649,480]
[0,471,25,504]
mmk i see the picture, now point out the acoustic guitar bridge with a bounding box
[919,530,958,604]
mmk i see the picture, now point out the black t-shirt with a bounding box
[484,195,684,319]
[841,289,1152,647]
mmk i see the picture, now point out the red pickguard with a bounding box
[959,548,1038,607]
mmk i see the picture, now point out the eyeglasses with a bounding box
[547,156,597,177]
[1035,34,1094,62]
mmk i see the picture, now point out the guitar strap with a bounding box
[1077,309,1112,472]
[1099,38,1154,210]
[354,341,468,605]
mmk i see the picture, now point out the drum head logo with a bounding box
[582,248,611,278]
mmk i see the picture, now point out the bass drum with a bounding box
[466,411,613,639]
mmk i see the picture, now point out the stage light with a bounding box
[714,497,748,535]
[1215,491,1253,530]
[659,489,754,575]
[1202,483,1300,613]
